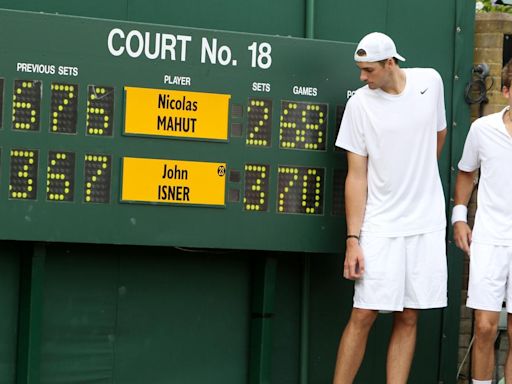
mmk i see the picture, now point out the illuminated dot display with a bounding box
[246,98,272,147]
[9,149,38,200]
[12,80,41,131]
[335,105,345,134]
[84,154,112,203]
[334,105,345,152]
[0,78,4,128]
[332,169,346,216]
[279,101,327,151]
[243,164,270,212]
[277,166,324,215]
[50,83,78,134]
[86,85,114,136]
[47,151,75,202]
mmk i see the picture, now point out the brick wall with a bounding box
[457,12,511,384]
[472,12,510,116]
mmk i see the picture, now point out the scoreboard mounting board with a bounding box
[0,9,359,253]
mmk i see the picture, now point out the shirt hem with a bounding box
[472,238,512,247]
[360,224,446,238]
[354,300,447,311]
[335,143,367,157]
[458,163,478,172]
[466,300,502,312]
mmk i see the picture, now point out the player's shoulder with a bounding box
[405,67,442,82]
[471,110,503,131]
[345,86,368,107]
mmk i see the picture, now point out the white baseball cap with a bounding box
[354,32,406,62]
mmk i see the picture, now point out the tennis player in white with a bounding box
[452,59,512,384]
[333,32,448,384]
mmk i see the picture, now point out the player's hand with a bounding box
[453,221,472,256]
[343,239,365,280]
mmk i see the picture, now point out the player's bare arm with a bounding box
[437,128,447,160]
[344,152,368,280]
[453,170,476,255]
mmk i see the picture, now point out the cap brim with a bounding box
[395,53,406,61]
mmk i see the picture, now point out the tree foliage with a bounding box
[476,0,512,14]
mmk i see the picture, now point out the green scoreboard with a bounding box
[0,9,360,252]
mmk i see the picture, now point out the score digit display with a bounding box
[243,164,269,211]
[12,80,41,131]
[84,154,112,203]
[50,83,78,134]
[86,86,114,136]
[246,99,272,147]
[9,149,38,200]
[277,166,324,215]
[279,101,327,151]
[332,169,345,216]
[47,151,75,202]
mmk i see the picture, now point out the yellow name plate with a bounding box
[121,157,226,206]
[124,86,231,140]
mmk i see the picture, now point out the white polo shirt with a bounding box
[336,68,447,237]
[458,107,512,245]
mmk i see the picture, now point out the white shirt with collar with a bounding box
[336,67,447,237]
[459,107,512,245]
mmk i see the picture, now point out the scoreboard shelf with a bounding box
[0,8,359,253]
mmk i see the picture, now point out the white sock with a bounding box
[472,380,492,384]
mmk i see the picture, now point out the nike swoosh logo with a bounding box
[420,88,428,94]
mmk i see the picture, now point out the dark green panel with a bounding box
[115,249,250,384]
[0,243,19,384]
[40,246,118,383]
[271,255,301,384]
[409,310,444,383]
[0,0,128,19]
[42,0,128,19]
[308,252,351,384]
[355,316,393,383]
[17,244,46,384]
[441,0,476,382]
[126,0,305,37]
[308,255,445,384]
[357,311,442,384]
[0,0,304,36]
[314,1,388,42]
[249,257,277,384]
[0,0,36,12]
[386,0,455,69]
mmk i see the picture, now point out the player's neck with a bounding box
[503,107,512,137]
[380,68,406,95]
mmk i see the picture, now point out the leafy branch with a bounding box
[476,0,512,13]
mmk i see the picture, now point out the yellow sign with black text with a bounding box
[124,87,231,140]
[121,157,226,206]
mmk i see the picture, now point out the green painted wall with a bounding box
[0,244,19,384]
[0,0,475,383]
[40,246,251,383]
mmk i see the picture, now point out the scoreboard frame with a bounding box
[0,8,359,253]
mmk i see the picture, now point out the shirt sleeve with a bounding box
[458,125,480,171]
[434,70,447,132]
[334,96,368,156]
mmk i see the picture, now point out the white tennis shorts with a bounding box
[467,242,512,312]
[353,230,447,311]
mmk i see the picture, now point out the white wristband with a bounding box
[451,204,468,225]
